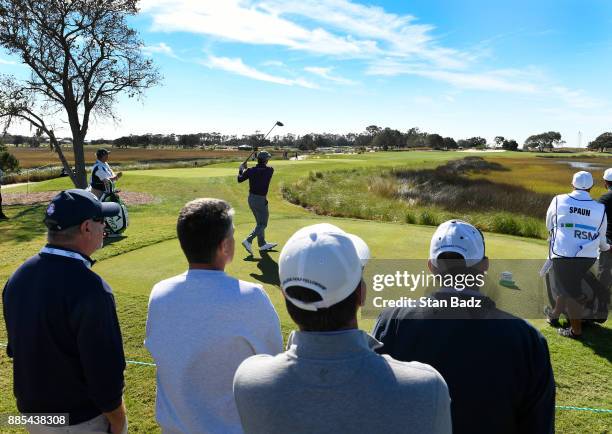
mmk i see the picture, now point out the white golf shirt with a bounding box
[90,160,115,191]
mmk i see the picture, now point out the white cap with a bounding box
[279,224,370,311]
[603,168,612,181]
[285,223,370,267]
[429,220,485,267]
[572,171,593,190]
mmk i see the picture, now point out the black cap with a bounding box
[96,148,110,159]
[257,150,271,162]
[44,189,121,231]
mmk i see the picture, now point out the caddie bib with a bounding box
[550,194,606,258]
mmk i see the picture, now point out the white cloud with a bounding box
[262,60,286,67]
[366,60,605,108]
[204,56,318,89]
[139,0,604,111]
[143,42,178,58]
[550,86,604,110]
[304,66,357,85]
[419,69,538,93]
[262,0,469,68]
[412,95,435,105]
[0,57,18,65]
[366,60,538,93]
[140,0,378,57]
[140,0,467,65]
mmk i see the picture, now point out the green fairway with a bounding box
[1,151,611,433]
[132,167,240,178]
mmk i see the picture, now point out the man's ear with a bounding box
[478,257,489,273]
[80,219,90,234]
[358,279,366,307]
[219,237,232,257]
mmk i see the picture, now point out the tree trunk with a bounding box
[49,132,78,187]
[72,135,87,188]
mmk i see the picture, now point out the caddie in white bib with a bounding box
[549,192,606,257]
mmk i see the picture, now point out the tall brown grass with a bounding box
[374,157,552,218]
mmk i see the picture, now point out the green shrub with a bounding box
[491,214,521,236]
[419,210,437,226]
[405,211,416,224]
[521,218,545,238]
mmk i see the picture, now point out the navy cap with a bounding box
[257,151,271,162]
[44,189,121,231]
[96,148,110,159]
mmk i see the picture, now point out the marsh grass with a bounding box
[282,158,551,238]
[387,157,552,218]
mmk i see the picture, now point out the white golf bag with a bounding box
[99,181,129,236]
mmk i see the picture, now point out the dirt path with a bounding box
[3,190,157,206]
[1,182,31,189]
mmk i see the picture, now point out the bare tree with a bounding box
[0,0,160,187]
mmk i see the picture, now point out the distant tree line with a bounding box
[5,127,612,153]
[106,126,519,152]
[587,133,612,152]
[1,130,48,147]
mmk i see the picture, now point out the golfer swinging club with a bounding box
[238,150,277,255]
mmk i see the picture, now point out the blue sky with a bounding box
[1,0,612,145]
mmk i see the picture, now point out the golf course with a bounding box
[1,150,611,433]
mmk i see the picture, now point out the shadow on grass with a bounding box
[246,251,280,287]
[579,323,612,364]
[103,234,128,247]
[0,204,47,243]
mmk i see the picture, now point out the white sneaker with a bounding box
[242,239,253,255]
[259,242,278,252]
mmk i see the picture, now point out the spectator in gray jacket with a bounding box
[233,223,451,434]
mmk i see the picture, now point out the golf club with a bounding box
[242,121,284,165]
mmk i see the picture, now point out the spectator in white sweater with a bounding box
[145,198,283,434]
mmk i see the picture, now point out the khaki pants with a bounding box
[27,414,128,434]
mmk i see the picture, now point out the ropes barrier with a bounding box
[1,342,611,414]
[0,342,154,367]
[555,406,612,414]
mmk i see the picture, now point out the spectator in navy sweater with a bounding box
[3,189,127,434]
[373,220,555,434]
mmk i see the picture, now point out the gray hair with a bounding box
[47,225,83,244]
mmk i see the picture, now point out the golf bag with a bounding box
[545,260,610,324]
[100,184,129,236]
